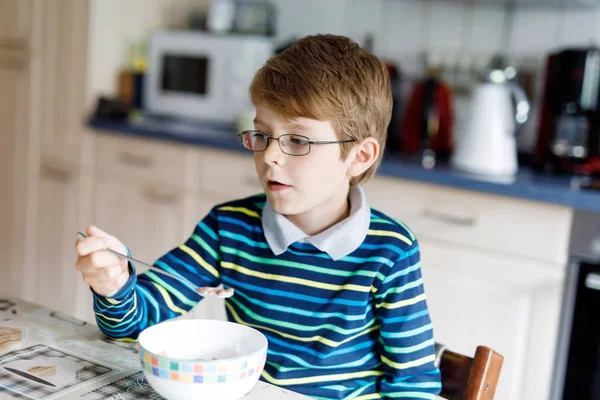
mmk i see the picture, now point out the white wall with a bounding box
[85,0,210,109]
[84,0,600,139]
[269,0,600,73]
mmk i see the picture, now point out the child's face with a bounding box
[253,104,355,216]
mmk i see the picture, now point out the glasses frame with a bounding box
[238,130,357,156]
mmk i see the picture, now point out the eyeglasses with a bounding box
[238,130,356,156]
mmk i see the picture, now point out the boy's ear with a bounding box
[347,137,379,179]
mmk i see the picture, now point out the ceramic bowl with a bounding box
[138,319,268,400]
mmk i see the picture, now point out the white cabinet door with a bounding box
[39,0,89,163]
[418,237,564,400]
[0,69,20,296]
[0,0,33,39]
[94,178,188,268]
[35,161,96,323]
[0,57,38,299]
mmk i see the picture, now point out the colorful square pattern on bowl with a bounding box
[139,348,266,384]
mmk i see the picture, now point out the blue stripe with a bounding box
[217,216,262,232]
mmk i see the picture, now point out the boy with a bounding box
[75,34,442,399]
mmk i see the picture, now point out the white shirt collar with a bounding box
[261,185,370,260]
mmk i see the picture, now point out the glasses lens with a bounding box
[241,131,268,151]
[280,135,310,156]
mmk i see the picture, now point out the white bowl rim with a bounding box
[137,319,268,365]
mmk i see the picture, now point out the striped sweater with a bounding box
[93,194,442,399]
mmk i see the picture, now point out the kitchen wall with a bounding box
[85,0,600,148]
[86,0,210,109]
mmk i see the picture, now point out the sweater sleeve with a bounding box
[91,209,222,341]
[374,240,442,399]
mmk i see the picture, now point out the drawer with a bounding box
[363,175,573,264]
[190,147,263,200]
[95,133,190,186]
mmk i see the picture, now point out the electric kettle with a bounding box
[451,60,530,177]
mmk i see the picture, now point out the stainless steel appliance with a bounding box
[535,48,600,176]
[552,210,600,399]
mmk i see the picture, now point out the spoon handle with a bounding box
[76,232,195,287]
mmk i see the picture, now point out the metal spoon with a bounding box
[76,232,233,299]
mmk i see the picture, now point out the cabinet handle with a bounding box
[143,187,179,205]
[0,37,28,50]
[585,273,600,291]
[0,37,28,71]
[118,152,153,168]
[0,53,27,71]
[420,208,477,227]
[41,164,72,184]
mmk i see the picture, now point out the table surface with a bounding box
[0,295,310,400]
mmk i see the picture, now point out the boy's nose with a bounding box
[263,139,286,166]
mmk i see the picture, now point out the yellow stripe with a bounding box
[179,244,219,278]
[106,298,120,305]
[218,206,260,218]
[261,367,384,386]
[368,229,412,246]
[152,282,186,315]
[355,394,381,400]
[95,295,137,322]
[225,302,379,347]
[376,293,427,309]
[381,354,436,370]
[221,262,371,293]
[109,337,138,343]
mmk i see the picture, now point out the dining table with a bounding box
[0,294,311,400]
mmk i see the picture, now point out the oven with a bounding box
[552,209,600,399]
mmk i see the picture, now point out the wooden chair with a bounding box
[434,343,504,400]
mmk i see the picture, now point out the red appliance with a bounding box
[400,71,453,161]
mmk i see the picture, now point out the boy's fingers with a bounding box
[82,264,126,284]
[89,250,122,268]
[86,225,128,255]
[87,225,108,238]
[75,237,106,257]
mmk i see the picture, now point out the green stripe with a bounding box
[394,219,416,241]
[370,217,396,225]
[229,297,376,335]
[380,338,435,354]
[221,246,377,278]
[190,233,219,261]
[375,278,423,299]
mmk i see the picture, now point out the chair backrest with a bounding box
[435,343,504,400]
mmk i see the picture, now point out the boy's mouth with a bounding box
[267,179,292,192]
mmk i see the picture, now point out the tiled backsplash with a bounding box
[271,0,599,74]
[86,0,599,148]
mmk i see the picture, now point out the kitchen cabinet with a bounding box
[35,159,96,323]
[0,0,44,302]
[363,176,571,400]
[39,0,91,165]
[0,0,33,39]
[93,177,188,268]
[418,237,563,400]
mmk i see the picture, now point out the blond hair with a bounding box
[249,34,392,185]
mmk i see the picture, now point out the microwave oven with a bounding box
[144,31,274,123]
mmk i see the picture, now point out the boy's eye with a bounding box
[288,136,310,146]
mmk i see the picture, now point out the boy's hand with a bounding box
[75,225,130,297]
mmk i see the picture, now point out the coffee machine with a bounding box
[535,48,600,175]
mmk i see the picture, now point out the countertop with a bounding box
[88,116,600,213]
[0,295,309,400]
